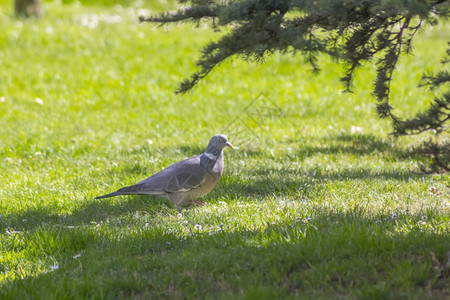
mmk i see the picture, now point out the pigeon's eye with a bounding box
[217,138,222,142]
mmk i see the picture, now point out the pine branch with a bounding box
[141,1,442,95]
[394,57,450,136]
[176,13,285,93]
[393,94,450,135]
[420,70,450,88]
[139,5,218,24]
[141,0,449,172]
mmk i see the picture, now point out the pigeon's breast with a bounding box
[191,156,224,199]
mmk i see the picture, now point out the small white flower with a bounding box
[0,96,5,102]
[35,98,44,105]
[194,224,202,230]
[73,254,81,259]
[351,126,363,134]
[50,265,59,270]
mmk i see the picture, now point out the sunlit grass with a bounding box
[0,1,449,299]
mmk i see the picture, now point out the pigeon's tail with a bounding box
[95,191,121,199]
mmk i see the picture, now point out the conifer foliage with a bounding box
[141,0,449,172]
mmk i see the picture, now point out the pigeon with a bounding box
[95,134,233,210]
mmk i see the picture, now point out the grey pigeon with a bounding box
[95,134,233,210]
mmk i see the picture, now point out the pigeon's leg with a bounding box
[168,193,192,211]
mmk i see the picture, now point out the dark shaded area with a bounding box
[296,133,404,158]
[0,195,169,232]
[1,206,448,299]
[210,167,422,204]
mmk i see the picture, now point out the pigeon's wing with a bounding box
[115,155,207,195]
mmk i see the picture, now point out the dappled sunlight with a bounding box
[0,0,448,298]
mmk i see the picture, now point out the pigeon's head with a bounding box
[209,134,233,151]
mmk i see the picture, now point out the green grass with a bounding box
[0,1,449,299]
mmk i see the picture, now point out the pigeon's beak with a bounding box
[226,142,234,149]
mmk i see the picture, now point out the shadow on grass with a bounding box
[208,166,423,202]
[295,133,405,158]
[0,195,172,232]
[1,208,448,299]
[207,133,421,199]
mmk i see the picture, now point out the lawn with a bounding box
[0,0,449,299]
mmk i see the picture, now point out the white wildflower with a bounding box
[351,126,363,134]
